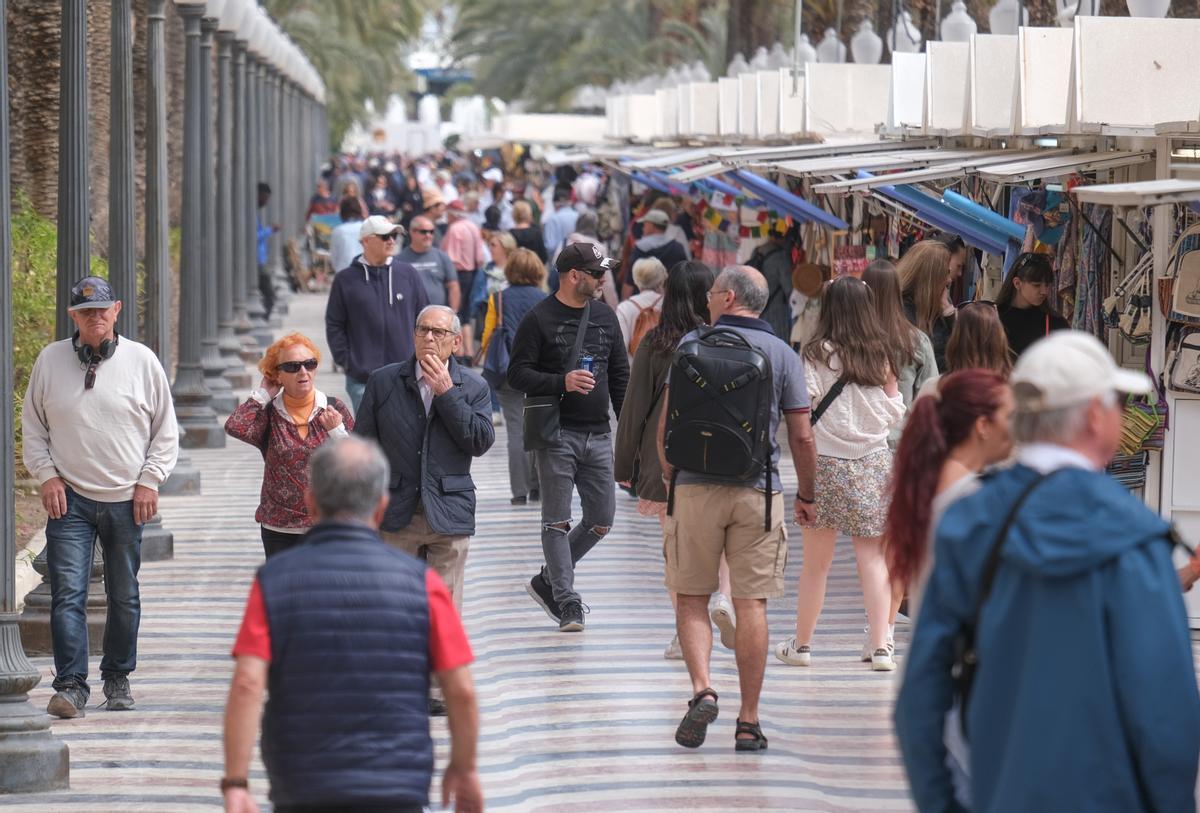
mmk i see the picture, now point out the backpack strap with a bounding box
[566,300,592,373]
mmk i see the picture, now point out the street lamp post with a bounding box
[0,0,71,791]
[171,1,225,448]
[214,25,250,388]
[55,0,89,340]
[110,0,137,341]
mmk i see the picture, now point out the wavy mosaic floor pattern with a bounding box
[5,292,915,812]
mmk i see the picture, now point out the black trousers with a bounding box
[258,264,275,319]
[260,526,303,558]
[274,805,423,813]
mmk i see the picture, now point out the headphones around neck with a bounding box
[73,329,119,365]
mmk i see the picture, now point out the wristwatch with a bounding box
[794,493,815,504]
[220,777,249,792]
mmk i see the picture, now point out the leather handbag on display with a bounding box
[522,300,590,452]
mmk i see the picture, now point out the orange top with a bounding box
[283,391,316,440]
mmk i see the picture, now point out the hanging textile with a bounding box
[1074,203,1112,339]
[701,227,738,269]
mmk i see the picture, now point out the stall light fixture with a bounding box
[1171,146,1200,160]
[1034,137,1059,148]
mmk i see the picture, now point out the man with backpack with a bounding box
[656,265,817,752]
[507,243,629,633]
[615,258,667,362]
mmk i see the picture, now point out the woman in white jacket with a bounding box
[774,277,906,671]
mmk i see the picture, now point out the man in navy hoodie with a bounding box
[325,215,429,412]
[895,331,1200,813]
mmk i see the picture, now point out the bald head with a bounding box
[716,265,769,315]
[307,437,390,525]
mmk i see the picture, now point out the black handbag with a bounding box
[523,300,590,452]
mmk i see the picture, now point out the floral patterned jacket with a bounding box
[224,388,354,530]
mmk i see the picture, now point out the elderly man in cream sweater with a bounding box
[22,276,178,719]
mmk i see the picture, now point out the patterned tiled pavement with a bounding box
[6,291,916,812]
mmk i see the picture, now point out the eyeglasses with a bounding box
[706,288,730,300]
[412,228,435,236]
[416,325,458,340]
[957,299,997,310]
[277,358,318,374]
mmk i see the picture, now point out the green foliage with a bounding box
[452,0,728,108]
[9,191,111,478]
[263,0,424,145]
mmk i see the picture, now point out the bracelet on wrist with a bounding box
[794,493,815,504]
[220,777,249,792]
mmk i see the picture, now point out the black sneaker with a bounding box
[47,686,88,719]
[103,676,135,711]
[526,572,561,623]
[428,697,448,717]
[559,600,586,632]
[510,496,527,506]
[528,489,540,503]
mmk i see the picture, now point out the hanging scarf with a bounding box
[283,391,316,440]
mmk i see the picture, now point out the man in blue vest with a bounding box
[221,437,482,813]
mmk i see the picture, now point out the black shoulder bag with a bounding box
[952,471,1055,739]
[523,300,591,451]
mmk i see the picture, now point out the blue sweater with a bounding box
[895,464,1200,813]
[325,256,430,384]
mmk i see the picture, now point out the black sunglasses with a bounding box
[412,228,435,235]
[957,299,996,310]
[277,358,319,374]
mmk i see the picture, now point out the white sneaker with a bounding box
[664,635,683,660]
[871,647,897,671]
[491,412,503,427]
[774,638,811,666]
[862,630,896,662]
[709,594,736,650]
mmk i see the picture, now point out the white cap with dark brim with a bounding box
[1011,330,1152,412]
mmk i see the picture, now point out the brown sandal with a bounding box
[674,688,719,748]
[735,719,768,752]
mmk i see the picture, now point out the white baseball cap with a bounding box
[359,215,404,241]
[1011,330,1152,412]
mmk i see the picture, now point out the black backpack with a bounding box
[664,327,775,530]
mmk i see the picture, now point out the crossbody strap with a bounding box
[565,300,592,374]
[809,377,848,425]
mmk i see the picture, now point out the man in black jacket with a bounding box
[354,304,495,622]
[507,243,630,632]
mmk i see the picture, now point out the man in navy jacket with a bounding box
[355,304,495,621]
[325,215,429,412]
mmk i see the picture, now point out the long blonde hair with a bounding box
[897,240,952,336]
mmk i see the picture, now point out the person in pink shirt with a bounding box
[442,200,488,356]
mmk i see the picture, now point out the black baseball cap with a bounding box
[68,276,117,311]
[555,242,619,278]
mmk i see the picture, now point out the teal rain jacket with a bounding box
[895,463,1200,813]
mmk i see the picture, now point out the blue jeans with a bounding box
[345,376,367,413]
[535,429,616,605]
[45,487,143,695]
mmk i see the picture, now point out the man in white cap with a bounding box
[895,331,1200,813]
[325,215,430,412]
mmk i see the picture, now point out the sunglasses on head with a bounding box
[957,299,996,310]
[277,358,319,374]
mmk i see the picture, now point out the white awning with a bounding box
[719,138,937,166]
[812,148,1075,195]
[543,149,595,167]
[765,148,994,179]
[624,147,731,170]
[670,161,730,183]
[976,150,1154,183]
[1071,178,1200,207]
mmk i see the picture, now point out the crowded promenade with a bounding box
[8,292,913,812]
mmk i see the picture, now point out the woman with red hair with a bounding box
[885,369,1015,612]
[225,333,354,557]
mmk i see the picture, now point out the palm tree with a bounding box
[263,0,425,143]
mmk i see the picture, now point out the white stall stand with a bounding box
[1073,176,1200,629]
[492,113,608,145]
[757,70,782,139]
[1014,26,1075,135]
[885,52,926,135]
[804,63,892,137]
[680,82,720,138]
[655,87,680,140]
[718,77,740,138]
[925,41,971,136]
[779,67,806,136]
[1074,17,1200,135]
[970,34,1019,137]
[739,72,759,139]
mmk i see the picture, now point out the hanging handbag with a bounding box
[1163,222,1200,326]
[1167,328,1200,394]
[478,291,509,389]
[522,300,591,452]
[1118,264,1153,345]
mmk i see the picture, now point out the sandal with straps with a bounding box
[674,688,719,749]
[735,719,768,752]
